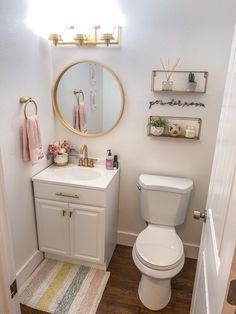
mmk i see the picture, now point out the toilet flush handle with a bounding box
[136,183,141,191]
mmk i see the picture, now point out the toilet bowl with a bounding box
[133,224,185,310]
[133,174,193,310]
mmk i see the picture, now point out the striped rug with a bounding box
[19,259,110,314]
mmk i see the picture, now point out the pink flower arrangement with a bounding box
[47,140,73,159]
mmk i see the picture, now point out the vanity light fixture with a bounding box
[73,34,85,46]
[48,34,63,46]
[100,33,115,46]
[48,25,120,47]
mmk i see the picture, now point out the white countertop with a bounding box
[32,163,119,191]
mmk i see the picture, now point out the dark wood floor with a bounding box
[21,245,197,314]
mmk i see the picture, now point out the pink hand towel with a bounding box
[74,101,87,133]
[79,101,88,133]
[74,104,80,131]
[22,115,45,165]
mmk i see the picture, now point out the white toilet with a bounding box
[132,174,193,310]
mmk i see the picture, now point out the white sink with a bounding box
[32,164,118,190]
[53,166,101,181]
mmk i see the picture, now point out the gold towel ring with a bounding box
[73,89,84,104]
[19,97,38,119]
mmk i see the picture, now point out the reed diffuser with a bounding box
[160,57,180,91]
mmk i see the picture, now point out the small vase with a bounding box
[188,82,197,92]
[151,126,164,136]
[54,153,68,166]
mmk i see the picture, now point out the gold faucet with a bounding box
[78,144,95,167]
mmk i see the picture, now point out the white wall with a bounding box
[51,0,236,251]
[0,0,54,275]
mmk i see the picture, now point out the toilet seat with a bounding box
[135,225,184,271]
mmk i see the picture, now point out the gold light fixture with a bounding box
[100,33,114,46]
[48,25,120,47]
[48,34,63,46]
[73,34,85,45]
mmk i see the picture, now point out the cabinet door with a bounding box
[35,198,69,256]
[69,204,105,263]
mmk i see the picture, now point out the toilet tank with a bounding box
[138,174,193,226]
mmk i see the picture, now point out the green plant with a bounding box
[148,117,169,128]
[188,72,195,83]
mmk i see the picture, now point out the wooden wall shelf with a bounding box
[151,70,208,93]
[148,116,202,140]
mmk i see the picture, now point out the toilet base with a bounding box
[138,274,171,311]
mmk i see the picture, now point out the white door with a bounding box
[0,149,20,314]
[69,203,104,263]
[35,199,70,256]
[190,27,236,314]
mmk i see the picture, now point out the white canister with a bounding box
[54,153,68,166]
[185,126,196,138]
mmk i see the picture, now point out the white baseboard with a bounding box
[16,250,44,289]
[117,230,199,259]
[182,242,199,259]
[117,230,138,246]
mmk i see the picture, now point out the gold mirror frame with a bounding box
[52,60,125,137]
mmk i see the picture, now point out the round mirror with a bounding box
[52,60,125,137]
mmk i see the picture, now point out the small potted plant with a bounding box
[148,117,169,136]
[47,140,73,166]
[188,72,197,91]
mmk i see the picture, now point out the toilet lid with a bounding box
[135,225,184,271]
[139,174,193,194]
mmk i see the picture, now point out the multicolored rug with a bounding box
[19,259,110,314]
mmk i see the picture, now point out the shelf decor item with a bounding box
[162,80,174,91]
[160,57,180,91]
[151,70,208,93]
[185,125,196,138]
[148,117,169,136]
[47,140,73,166]
[168,123,182,137]
[147,116,202,140]
[188,72,197,92]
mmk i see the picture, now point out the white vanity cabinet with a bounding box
[35,199,104,264]
[69,203,104,263]
[32,165,119,269]
[35,199,69,256]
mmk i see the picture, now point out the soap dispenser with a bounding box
[106,149,114,170]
